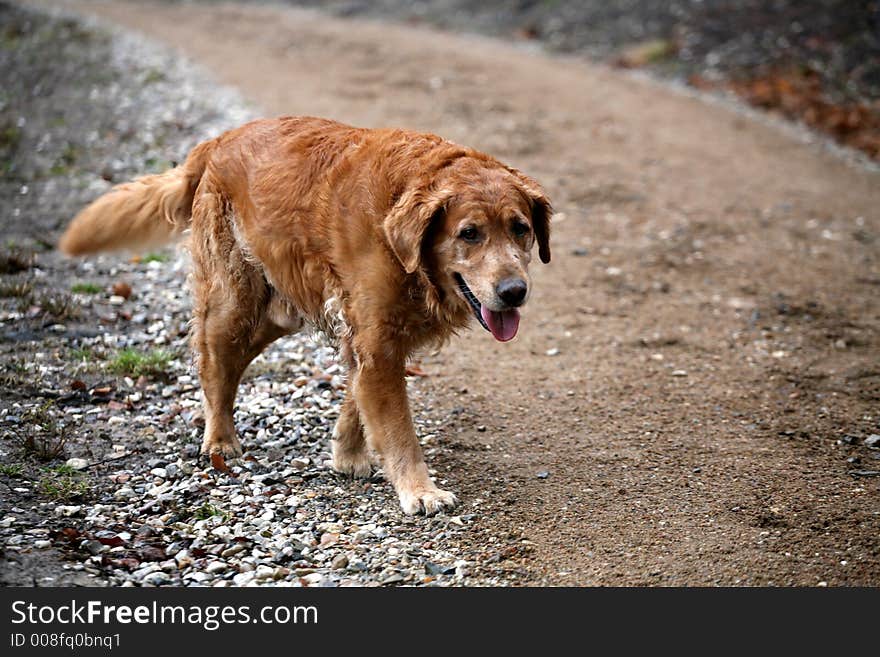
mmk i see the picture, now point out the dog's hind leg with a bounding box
[331,339,372,477]
[193,285,290,461]
[190,195,292,462]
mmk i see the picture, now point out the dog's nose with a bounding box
[497,278,528,307]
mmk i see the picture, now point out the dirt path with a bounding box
[37,0,880,585]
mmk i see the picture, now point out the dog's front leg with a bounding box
[354,355,456,515]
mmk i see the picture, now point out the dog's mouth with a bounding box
[454,273,520,342]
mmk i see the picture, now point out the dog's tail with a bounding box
[59,139,215,256]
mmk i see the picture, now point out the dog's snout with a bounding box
[497,278,528,307]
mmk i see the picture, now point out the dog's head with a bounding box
[384,158,551,341]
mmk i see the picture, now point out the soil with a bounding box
[282,0,880,100]
[277,0,880,159]
[10,0,880,585]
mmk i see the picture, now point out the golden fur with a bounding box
[60,116,551,514]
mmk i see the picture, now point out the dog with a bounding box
[60,116,551,514]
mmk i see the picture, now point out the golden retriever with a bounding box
[60,117,551,514]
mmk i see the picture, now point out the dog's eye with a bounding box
[512,221,530,237]
[458,227,480,242]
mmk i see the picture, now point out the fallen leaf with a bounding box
[112,281,132,299]
[210,453,230,473]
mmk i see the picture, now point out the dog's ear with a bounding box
[383,186,452,274]
[509,168,553,264]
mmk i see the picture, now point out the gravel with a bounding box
[0,3,500,587]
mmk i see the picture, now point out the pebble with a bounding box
[865,435,880,448]
[143,572,170,586]
[206,561,227,574]
[254,564,275,580]
[331,554,349,570]
[65,458,89,470]
[233,572,255,586]
[221,544,246,558]
[55,505,82,517]
[379,571,405,585]
[302,573,325,586]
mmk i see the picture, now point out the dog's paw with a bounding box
[200,434,243,460]
[331,441,373,478]
[398,485,457,516]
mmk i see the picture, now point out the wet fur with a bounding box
[60,116,551,514]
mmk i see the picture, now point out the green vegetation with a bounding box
[142,252,169,263]
[19,401,69,461]
[21,292,78,320]
[0,463,24,477]
[108,348,173,378]
[143,68,166,84]
[71,282,102,294]
[193,503,226,520]
[70,347,97,362]
[0,125,21,150]
[38,467,89,501]
[48,463,77,476]
[49,142,79,175]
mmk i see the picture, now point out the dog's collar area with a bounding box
[454,273,490,332]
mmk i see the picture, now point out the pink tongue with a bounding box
[480,306,520,342]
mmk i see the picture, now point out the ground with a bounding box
[1,0,878,586]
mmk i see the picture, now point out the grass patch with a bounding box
[193,503,226,521]
[141,252,169,263]
[107,348,173,378]
[18,401,69,461]
[71,282,102,294]
[20,292,78,320]
[0,246,34,274]
[0,358,28,388]
[48,463,77,476]
[143,68,166,84]
[0,280,32,298]
[49,142,79,176]
[0,463,24,477]
[0,124,21,154]
[70,347,98,362]
[38,468,89,501]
